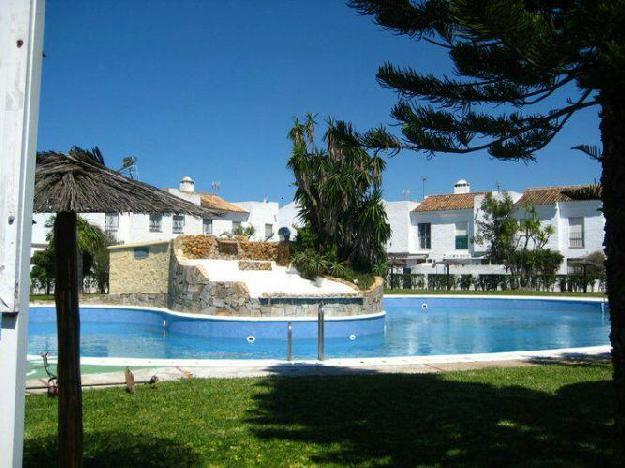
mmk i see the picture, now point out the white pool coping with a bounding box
[28,295,610,368]
[28,303,386,322]
[386,294,607,302]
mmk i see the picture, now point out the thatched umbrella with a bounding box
[34,149,220,467]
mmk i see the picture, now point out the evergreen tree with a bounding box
[348,0,625,453]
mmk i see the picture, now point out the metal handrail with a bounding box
[287,321,293,361]
[317,304,325,361]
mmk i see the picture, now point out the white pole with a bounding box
[0,1,45,467]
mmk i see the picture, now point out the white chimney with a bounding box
[453,179,470,194]
[179,176,195,193]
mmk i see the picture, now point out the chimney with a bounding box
[179,176,195,193]
[453,179,470,194]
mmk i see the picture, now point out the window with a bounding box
[455,222,469,250]
[265,223,273,239]
[105,213,119,235]
[149,213,162,232]
[172,214,185,234]
[133,247,149,259]
[569,217,584,248]
[203,218,213,235]
[418,223,431,250]
[232,220,241,232]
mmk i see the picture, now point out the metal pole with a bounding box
[287,321,292,361]
[317,304,325,361]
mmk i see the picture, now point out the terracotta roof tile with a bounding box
[515,185,600,206]
[200,194,248,213]
[413,192,487,212]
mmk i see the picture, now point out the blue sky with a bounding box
[38,0,602,204]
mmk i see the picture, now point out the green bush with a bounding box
[428,274,456,290]
[475,274,509,291]
[458,274,473,291]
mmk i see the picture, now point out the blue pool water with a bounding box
[28,297,610,360]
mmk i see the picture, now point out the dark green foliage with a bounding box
[30,248,55,295]
[386,273,426,290]
[34,215,115,294]
[459,274,473,291]
[474,274,510,291]
[346,5,624,447]
[346,0,625,160]
[474,193,518,264]
[475,192,563,289]
[428,273,456,290]
[288,115,391,284]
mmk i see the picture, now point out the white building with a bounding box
[385,179,604,276]
[31,176,250,252]
[31,174,605,280]
[234,200,280,241]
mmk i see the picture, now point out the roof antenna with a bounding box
[211,181,221,194]
[117,156,138,180]
[421,176,429,200]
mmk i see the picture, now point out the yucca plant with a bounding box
[287,115,391,278]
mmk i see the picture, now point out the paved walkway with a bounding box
[25,353,610,395]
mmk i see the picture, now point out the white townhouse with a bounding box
[512,185,604,273]
[31,176,249,253]
[234,200,280,241]
[31,176,304,254]
[385,179,604,276]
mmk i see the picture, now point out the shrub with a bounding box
[459,274,473,291]
[428,274,456,290]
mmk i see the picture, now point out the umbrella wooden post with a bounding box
[54,211,83,467]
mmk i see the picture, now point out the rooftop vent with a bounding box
[453,179,470,194]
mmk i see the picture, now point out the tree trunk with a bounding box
[599,96,625,458]
[54,211,83,467]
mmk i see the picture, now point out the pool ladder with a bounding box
[285,303,326,362]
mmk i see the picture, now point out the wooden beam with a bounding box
[0,1,45,466]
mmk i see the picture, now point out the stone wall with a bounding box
[80,292,167,308]
[238,260,272,271]
[168,238,384,317]
[179,234,290,264]
[105,236,384,318]
[168,259,261,316]
[108,240,171,294]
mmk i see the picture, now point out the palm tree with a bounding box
[287,116,391,274]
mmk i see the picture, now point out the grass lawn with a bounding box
[384,289,607,297]
[24,363,614,466]
[29,294,54,302]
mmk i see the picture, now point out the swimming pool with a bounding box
[28,296,610,361]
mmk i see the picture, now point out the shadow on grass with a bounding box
[528,352,612,366]
[249,366,614,466]
[24,431,201,467]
